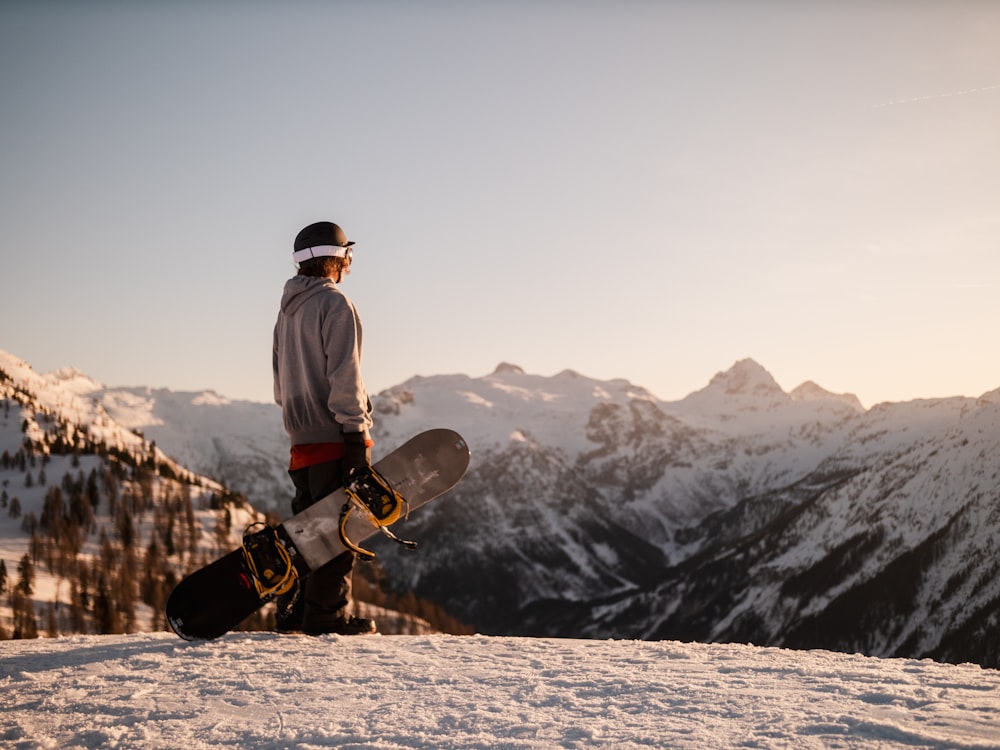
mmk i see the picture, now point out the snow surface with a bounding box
[2,633,999,750]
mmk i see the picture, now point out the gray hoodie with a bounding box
[272,276,373,445]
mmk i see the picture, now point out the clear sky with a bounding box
[2,2,999,409]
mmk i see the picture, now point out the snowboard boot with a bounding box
[273,579,306,633]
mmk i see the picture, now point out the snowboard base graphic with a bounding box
[166,429,470,640]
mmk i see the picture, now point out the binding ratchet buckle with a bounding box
[339,465,417,560]
[241,523,299,600]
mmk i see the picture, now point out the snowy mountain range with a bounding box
[2,348,997,668]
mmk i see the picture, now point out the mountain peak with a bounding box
[48,366,104,395]
[492,362,525,376]
[675,359,789,415]
[708,359,784,397]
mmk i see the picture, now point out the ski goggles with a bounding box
[292,244,354,265]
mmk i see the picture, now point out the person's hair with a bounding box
[297,256,347,279]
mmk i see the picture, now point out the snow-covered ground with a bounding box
[2,633,998,749]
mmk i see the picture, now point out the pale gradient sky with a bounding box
[2,2,999,408]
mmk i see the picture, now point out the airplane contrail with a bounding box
[873,84,1000,108]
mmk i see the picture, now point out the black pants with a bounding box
[276,459,356,633]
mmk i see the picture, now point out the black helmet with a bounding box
[293,221,355,263]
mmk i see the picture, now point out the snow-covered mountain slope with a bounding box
[98,386,291,509]
[0,352,292,513]
[3,633,999,749]
[365,362,864,621]
[0,352,264,638]
[481,388,1000,668]
[3,348,998,668]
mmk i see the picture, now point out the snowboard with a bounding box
[166,428,470,640]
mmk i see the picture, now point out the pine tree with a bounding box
[12,553,38,639]
[117,503,135,549]
[17,553,33,596]
[118,546,138,632]
[163,509,177,557]
[40,486,65,541]
[86,468,100,512]
[20,510,35,535]
[46,601,58,638]
[76,563,91,620]
[141,538,164,607]
[69,579,86,633]
[93,574,116,635]
[183,488,198,556]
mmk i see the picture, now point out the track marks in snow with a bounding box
[2,633,999,749]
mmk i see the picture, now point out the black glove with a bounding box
[342,431,370,484]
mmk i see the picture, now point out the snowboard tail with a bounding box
[166,429,470,640]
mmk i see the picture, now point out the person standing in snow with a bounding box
[272,220,377,636]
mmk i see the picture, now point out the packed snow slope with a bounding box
[2,633,999,750]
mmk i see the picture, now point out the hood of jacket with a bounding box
[280,276,338,316]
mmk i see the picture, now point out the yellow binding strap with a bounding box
[241,523,299,599]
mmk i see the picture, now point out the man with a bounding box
[272,220,377,635]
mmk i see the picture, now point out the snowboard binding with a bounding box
[241,523,299,600]
[339,465,417,560]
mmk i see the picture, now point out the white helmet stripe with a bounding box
[292,245,352,263]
